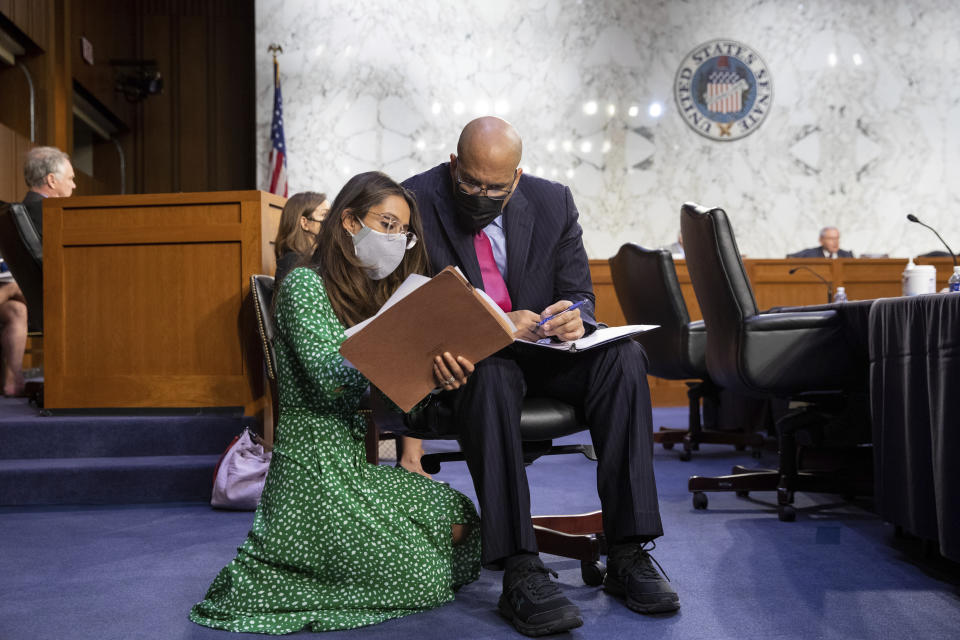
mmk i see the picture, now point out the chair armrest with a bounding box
[745,310,839,332]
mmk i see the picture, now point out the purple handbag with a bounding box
[211,428,272,510]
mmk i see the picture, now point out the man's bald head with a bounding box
[456,117,522,176]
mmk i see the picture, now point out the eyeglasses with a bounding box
[303,215,324,224]
[455,168,518,201]
[361,212,418,249]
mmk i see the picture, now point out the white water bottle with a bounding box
[949,266,960,293]
[832,286,847,303]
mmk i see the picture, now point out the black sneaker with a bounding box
[498,555,583,637]
[604,541,680,614]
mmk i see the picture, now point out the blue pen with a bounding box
[536,300,586,328]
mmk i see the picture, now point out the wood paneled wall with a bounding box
[135,0,256,194]
[0,0,63,201]
[0,122,31,202]
[0,0,255,202]
[0,0,50,49]
[70,0,137,125]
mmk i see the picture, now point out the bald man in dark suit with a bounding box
[403,117,678,636]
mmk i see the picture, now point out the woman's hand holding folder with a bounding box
[433,352,474,391]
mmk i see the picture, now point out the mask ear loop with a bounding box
[349,216,373,246]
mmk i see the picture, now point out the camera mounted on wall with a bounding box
[111,59,163,102]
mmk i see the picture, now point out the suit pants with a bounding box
[449,339,663,567]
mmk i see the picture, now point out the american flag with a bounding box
[268,56,288,197]
[705,70,746,114]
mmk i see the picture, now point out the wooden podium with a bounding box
[42,191,284,422]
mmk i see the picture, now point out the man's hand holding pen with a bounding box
[507,300,585,343]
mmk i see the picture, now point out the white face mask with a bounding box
[350,220,408,280]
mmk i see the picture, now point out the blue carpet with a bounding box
[3,407,959,640]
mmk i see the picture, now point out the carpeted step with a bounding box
[0,454,222,505]
[0,413,250,459]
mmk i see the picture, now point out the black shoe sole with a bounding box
[497,596,584,637]
[604,576,680,614]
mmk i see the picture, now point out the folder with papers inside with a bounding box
[340,266,516,411]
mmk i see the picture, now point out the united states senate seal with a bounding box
[674,39,773,141]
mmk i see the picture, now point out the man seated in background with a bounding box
[664,232,684,258]
[22,146,76,237]
[0,146,74,396]
[788,226,853,258]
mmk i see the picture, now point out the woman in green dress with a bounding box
[190,172,481,634]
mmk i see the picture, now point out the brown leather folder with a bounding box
[339,266,515,411]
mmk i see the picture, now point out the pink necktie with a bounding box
[473,230,512,312]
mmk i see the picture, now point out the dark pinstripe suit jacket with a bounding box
[403,163,597,330]
[788,246,853,258]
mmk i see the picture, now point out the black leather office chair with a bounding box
[0,201,45,406]
[252,274,385,462]
[680,203,871,521]
[251,273,609,584]
[250,276,280,423]
[0,202,43,333]
[406,389,611,585]
[609,243,764,460]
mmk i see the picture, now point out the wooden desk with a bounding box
[590,257,956,405]
[43,191,284,420]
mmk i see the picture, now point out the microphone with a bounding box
[789,266,833,303]
[907,213,957,267]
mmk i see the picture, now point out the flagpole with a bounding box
[267,43,282,86]
[266,43,288,197]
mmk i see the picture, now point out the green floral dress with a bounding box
[190,267,481,634]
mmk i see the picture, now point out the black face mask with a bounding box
[453,187,504,233]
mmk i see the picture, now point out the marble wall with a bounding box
[255,0,960,260]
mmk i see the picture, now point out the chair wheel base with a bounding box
[735,490,749,498]
[692,491,708,510]
[778,504,796,522]
[580,560,606,586]
[662,442,674,450]
[679,450,692,462]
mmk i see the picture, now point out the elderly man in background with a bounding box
[788,226,854,258]
[0,147,75,396]
[22,146,76,237]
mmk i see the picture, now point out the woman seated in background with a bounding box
[273,191,329,284]
[190,171,481,634]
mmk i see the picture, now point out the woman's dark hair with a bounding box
[308,172,429,327]
[274,191,327,260]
